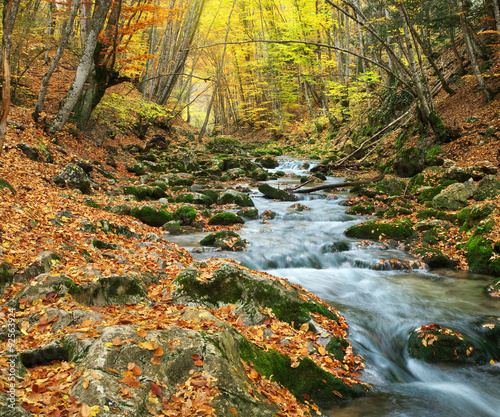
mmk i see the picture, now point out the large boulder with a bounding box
[130,205,173,227]
[474,175,500,201]
[217,189,254,207]
[207,212,244,225]
[256,155,279,168]
[53,164,91,193]
[432,179,477,210]
[200,231,247,251]
[345,219,415,241]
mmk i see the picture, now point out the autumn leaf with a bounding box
[90,371,101,380]
[230,408,238,415]
[154,346,163,357]
[121,371,141,389]
[150,381,163,398]
[151,356,161,365]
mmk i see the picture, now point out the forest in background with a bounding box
[1,0,499,151]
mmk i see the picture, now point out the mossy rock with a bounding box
[475,175,500,201]
[416,209,457,223]
[199,189,220,204]
[321,242,351,253]
[126,163,146,176]
[200,231,247,251]
[255,155,279,168]
[206,136,240,153]
[413,248,457,269]
[130,205,173,227]
[174,263,338,329]
[393,147,426,177]
[176,193,212,206]
[0,262,15,287]
[463,223,500,274]
[80,219,137,238]
[237,208,259,220]
[83,198,102,209]
[344,219,414,241]
[417,182,455,204]
[457,204,496,232]
[258,184,298,201]
[168,176,195,187]
[239,338,367,408]
[92,239,119,250]
[174,205,197,226]
[432,180,477,210]
[346,203,375,215]
[122,185,149,201]
[217,190,254,207]
[251,168,269,181]
[162,220,183,235]
[208,212,245,225]
[375,178,406,196]
[408,324,491,364]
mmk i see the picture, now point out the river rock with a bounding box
[258,183,298,201]
[256,155,279,168]
[344,219,415,241]
[432,179,477,210]
[200,231,247,251]
[53,164,91,193]
[408,324,492,364]
[130,205,173,227]
[487,278,500,297]
[237,207,259,219]
[207,212,244,225]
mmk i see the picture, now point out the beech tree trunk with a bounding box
[0,0,21,155]
[48,0,113,133]
[33,0,80,122]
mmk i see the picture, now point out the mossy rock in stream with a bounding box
[408,324,492,364]
[344,219,415,241]
[258,184,298,201]
[413,248,458,269]
[255,155,280,168]
[217,189,254,207]
[239,338,368,408]
[346,202,375,215]
[208,212,245,225]
[486,278,500,297]
[130,205,173,227]
[200,231,247,251]
[237,207,259,220]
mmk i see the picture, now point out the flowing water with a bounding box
[169,158,500,417]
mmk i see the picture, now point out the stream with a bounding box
[169,158,500,417]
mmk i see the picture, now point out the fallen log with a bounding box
[7,120,26,130]
[293,172,385,193]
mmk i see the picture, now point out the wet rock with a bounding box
[413,248,458,269]
[258,183,298,201]
[463,221,500,275]
[487,278,500,297]
[408,324,493,364]
[237,207,259,220]
[174,205,197,226]
[432,179,477,210]
[53,164,91,193]
[162,220,183,235]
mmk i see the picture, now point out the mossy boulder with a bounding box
[393,147,426,177]
[346,202,375,215]
[255,155,279,168]
[344,219,414,241]
[408,324,492,364]
[237,207,259,220]
[130,205,173,227]
[432,179,477,210]
[416,209,457,223]
[321,242,351,253]
[208,212,245,225]
[457,204,496,231]
[109,203,132,216]
[217,189,255,207]
[168,175,195,187]
[463,222,500,274]
[53,164,91,193]
[175,192,212,205]
[474,175,500,201]
[251,168,269,181]
[375,178,406,196]
[174,205,197,226]
[206,136,240,153]
[258,183,298,201]
[0,177,16,195]
[200,231,247,251]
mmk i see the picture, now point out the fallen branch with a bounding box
[294,172,385,193]
[7,120,26,130]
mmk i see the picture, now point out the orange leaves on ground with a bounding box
[150,381,163,398]
[120,371,141,389]
[191,353,204,367]
[230,408,238,415]
[137,328,148,337]
[119,386,133,398]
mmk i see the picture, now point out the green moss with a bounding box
[168,177,195,187]
[126,163,146,176]
[346,203,375,215]
[174,206,197,226]
[413,248,456,269]
[92,239,119,250]
[217,191,254,207]
[239,338,367,408]
[417,182,457,204]
[258,184,298,201]
[345,219,414,241]
[200,231,240,246]
[416,209,457,223]
[326,337,349,361]
[130,206,173,227]
[457,204,496,231]
[208,212,245,225]
[84,198,102,209]
[237,208,259,220]
[0,177,16,195]
[464,224,500,274]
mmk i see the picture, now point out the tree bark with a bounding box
[0,0,21,155]
[48,0,113,133]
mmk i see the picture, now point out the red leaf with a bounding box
[150,381,163,398]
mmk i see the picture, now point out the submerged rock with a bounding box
[258,183,298,201]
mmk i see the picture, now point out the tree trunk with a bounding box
[0,0,21,155]
[33,0,80,122]
[48,0,113,133]
[456,0,494,101]
[492,0,500,42]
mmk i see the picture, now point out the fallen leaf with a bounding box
[150,381,163,398]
